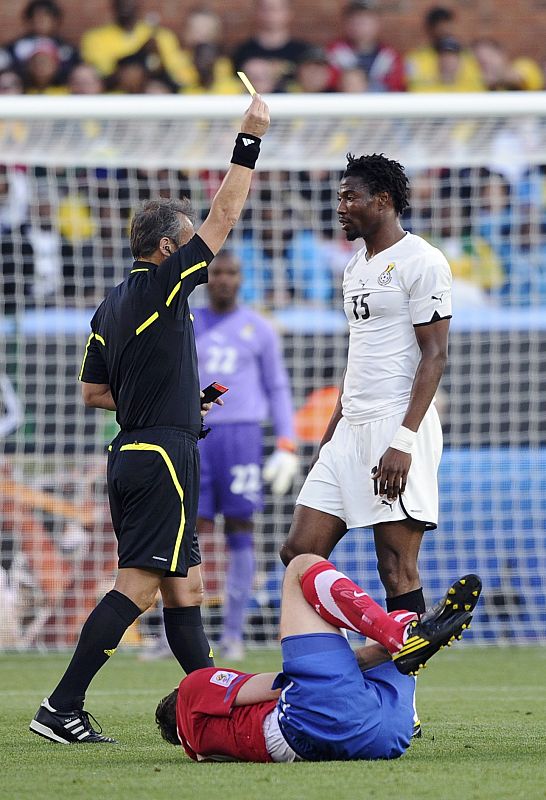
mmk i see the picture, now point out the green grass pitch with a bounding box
[1,647,545,800]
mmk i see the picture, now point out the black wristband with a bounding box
[231,132,261,169]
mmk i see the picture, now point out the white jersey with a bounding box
[341,232,452,424]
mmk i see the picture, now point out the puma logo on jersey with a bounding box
[431,293,445,302]
[381,499,394,509]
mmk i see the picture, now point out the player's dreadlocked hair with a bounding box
[155,689,180,746]
[343,153,410,216]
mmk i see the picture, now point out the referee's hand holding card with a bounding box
[238,93,270,146]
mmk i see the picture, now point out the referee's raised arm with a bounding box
[197,95,270,256]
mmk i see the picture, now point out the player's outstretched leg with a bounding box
[393,574,482,676]
[300,557,417,653]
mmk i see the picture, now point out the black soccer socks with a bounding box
[163,605,214,673]
[386,587,426,616]
[49,590,141,711]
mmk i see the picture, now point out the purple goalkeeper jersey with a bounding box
[192,305,295,439]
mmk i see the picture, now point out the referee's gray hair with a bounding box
[130,197,195,259]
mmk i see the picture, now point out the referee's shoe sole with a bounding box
[393,574,482,676]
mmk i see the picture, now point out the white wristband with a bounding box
[390,425,417,454]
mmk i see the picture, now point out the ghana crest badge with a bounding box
[378,263,396,286]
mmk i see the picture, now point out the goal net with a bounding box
[1,94,545,650]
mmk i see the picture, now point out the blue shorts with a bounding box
[272,633,415,761]
[198,422,263,520]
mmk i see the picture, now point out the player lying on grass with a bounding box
[156,554,482,762]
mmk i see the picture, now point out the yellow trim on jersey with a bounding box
[78,332,106,380]
[165,261,207,308]
[130,268,150,273]
[135,311,159,335]
[120,443,186,571]
[79,333,94,381]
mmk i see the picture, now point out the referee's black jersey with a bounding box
[79,234,214,436]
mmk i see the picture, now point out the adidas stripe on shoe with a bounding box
[29,698,117,743]
[393,574,482,676]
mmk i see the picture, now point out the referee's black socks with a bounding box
[49,590,141,712]
[163,605,215,673]
[386,587,426,616]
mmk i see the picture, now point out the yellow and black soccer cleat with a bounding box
[393,574,482,676]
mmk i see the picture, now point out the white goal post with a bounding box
[1,92,545,649]
[2,92,546,169]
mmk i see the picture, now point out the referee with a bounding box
[30,94,270,745]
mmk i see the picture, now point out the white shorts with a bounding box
[296,405,443,530]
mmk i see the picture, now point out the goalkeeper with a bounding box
[195,250,298,662]
[146,250,298,662]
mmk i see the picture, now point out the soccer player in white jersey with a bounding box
[280,154,452,714]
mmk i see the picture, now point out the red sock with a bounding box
[301,560,411,653]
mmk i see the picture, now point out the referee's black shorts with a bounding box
[107,427,202,576]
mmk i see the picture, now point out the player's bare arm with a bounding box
[81,381,116,411]
[197,95,270,255]
[354,642,391,671]
[232,673,281,706]
[373,318,449,501]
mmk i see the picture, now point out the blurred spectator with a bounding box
[26,187,64,302]
[0,67,24,94]
[67,63,104,94]
[406,5,483,92]
[406,166,502,297]
[144,75,178,94]
[289,46,335,93]
[327,1,405,92]
[477,171,515,279]
[238,56,281,94]
[410,34,484,92]
[0,165,29,234]
[236,182,334,306]
[0,167,49,314]
[472,38,543,91]
[22,39,66,93]
[81,0,187,87]
[134,167,191,202]
[233,0,310,89]
[429,202,503,293]
[56,190,95,243]
[477,169,546,304]
[107,52,149,93]
[0,0,79,86]
[179,7,240,94]
[338,66,369,93]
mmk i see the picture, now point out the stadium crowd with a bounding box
[0,0,543,97]
[1,0,546,313]
[2,158,546,313]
